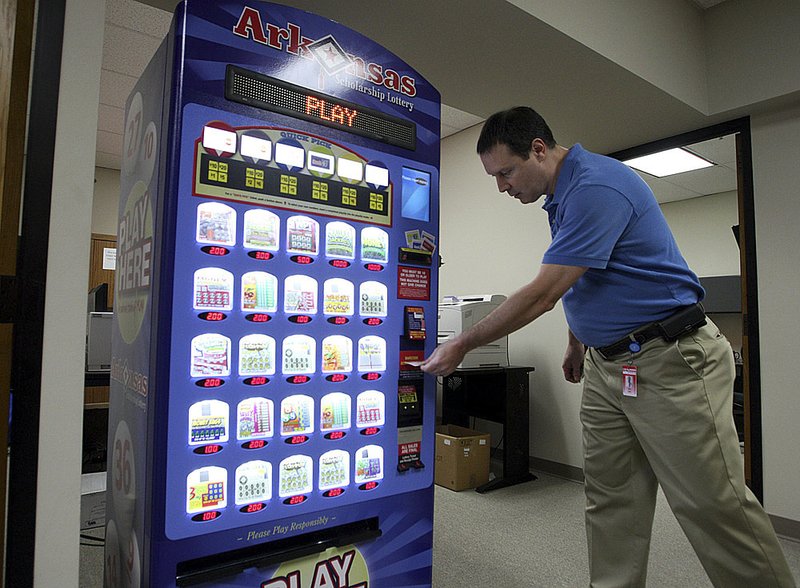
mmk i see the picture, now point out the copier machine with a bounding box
[437,294,509,368]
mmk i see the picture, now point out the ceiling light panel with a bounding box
[623,147,714,178]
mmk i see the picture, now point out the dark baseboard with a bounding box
[487,449,585,484]
[770,514,800,542]
[529,456,585,483]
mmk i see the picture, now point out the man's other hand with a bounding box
[562,343,585,383]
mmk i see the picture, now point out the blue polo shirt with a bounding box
[542,144,704,347]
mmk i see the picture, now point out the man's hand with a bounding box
[562,340,585,383]
[420,339,466,377]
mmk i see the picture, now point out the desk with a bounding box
[83,372,110,473]
[441,366,536,493]
[84,371,110,406]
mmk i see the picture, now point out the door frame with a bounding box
[1,0,36,583]
[5,0,67,585]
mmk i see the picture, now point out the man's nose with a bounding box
[496,177,509,192]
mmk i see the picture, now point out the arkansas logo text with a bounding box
[233,6,417,97]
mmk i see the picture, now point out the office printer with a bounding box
[86,312,113,372]
[437,294,509,369]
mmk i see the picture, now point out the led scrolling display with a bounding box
[226,65,416,150]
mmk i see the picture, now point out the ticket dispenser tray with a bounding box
[176,517,381,586]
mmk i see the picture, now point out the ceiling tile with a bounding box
[441,104,484,131]
[102,23,163,77]
[99,69,138,108]
[106,0,171,37]
[97,103,125,136]
[636,173,704,204]
[95,150,123,170]
[685,134,737,167]
[663,163,738,196]
[96,129,123,157]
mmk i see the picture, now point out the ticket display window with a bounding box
[280,395,314,436]
[321,335,352,373]
[238,334,276,376]
[235,460,272,506]
[243,209,279,251]
[359,281,387,317]
[241,272,278,313]
[237,397,274,441]
[196,202,236,246]
[320,392,351,432]
[357,335,386,372]
[325,221,356,260]
[323,278,354,316]
[190,333,231,377]
[356,390,385,428]
[355,445,384,484]
[186,466,227,514]
[193,268,234,311]
[286,215,319,255]
[360,227,389,263]
[188,400,229,445]
[281,335,316,374]
[284,275,318,314]
[319,450,350,491]
[278,455,313,498]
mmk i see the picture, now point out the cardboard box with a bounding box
[434,425,490,491]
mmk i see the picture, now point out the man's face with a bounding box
[480,142,549,204]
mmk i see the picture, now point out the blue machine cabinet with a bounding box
[105,2,440,585]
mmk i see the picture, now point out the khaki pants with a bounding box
[581,321,795,587]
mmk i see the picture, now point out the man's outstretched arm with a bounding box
[420,264,586,376]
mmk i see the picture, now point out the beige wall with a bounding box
[751,104,800,520]
[508,0,708,112]
[661,190,740,277]
[92,166,121,235]
[706,0,800,114]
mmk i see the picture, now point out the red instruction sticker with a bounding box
[397,266,431,300]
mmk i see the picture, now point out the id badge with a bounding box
[622,365,638,398]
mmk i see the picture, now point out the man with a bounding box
[420,107,795,587]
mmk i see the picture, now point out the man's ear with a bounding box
[531,138,547,161]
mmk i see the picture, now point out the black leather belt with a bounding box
[595,303,706,360]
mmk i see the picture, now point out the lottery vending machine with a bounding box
[106,2,440,586]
